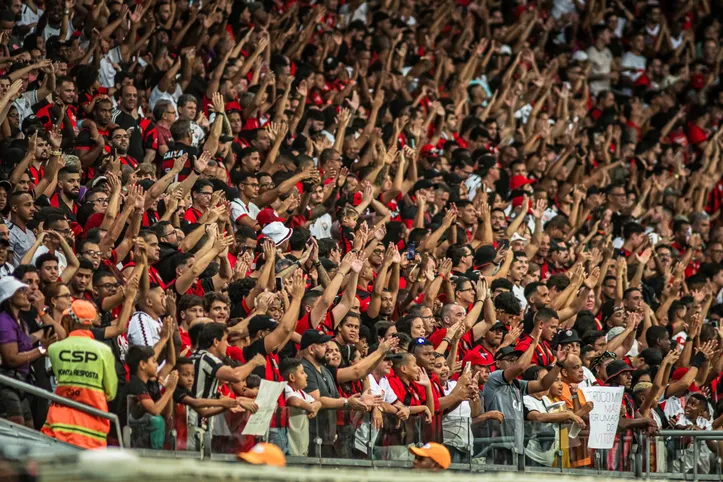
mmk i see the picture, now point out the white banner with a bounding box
[241,379,287,436]
[580,386,624,449]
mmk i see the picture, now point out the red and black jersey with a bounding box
[161,143,199,181]
[32,100,78,132]
[515,334,555,367]
[142,210,159,228]
[182,207,203,224]
[119,155,139,169]
[28,164,45,186]
[123,262,166,289]
[75,125,111,180]
[49,191,79,220]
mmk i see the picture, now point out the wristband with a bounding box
[442,337,451,344]
[690,351,707,369]
[556,362,565,370]
[193,168,202,175]
[344,398,349,408]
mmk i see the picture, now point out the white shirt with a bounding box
[190,121,205,147]
[43,21,74,41]
[552,0,585,19]
[99,47,123,88]
[231,198,260,225]
[442,380,474,451]
[513,284,528,310]
[127,311,162,347]
[354,374,397,454]
[19,4,43,27]
[13,89,39,126]
[149,84,182,111]
[586,45,613,95]
[309,213,332,239]
[284,385,315,404]
[621,51,647,82]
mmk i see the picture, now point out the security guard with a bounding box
[42,300,118,449]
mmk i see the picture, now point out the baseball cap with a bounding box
[606,326,626,341]
[411,180,435,193]
[408,443,451,469]
[0,180,12,192]
[510,175,535,191]
[556,329,581,345]
[300,329,333,350]
[490,321,507,331]
[407,336,432,352]
[248,316,278,337]
[256,208,285,227]
[63,299,98,325]
[238,442,286,467]
[494,346,524,361]
[462,349,495,367]
[605,360,634,382]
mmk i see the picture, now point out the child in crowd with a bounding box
[173,357,241,450]
[281,358,322,456]
[124,345,177,449]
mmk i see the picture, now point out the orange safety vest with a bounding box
[42,330,118,449]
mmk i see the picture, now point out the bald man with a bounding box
[560,354,593,468]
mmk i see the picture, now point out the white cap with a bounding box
[499,45,513,55]
[262,222,293,246]
[0,276,28,305]
[606,326,626,342]
[572,50,589,62]
[511,233,528,244]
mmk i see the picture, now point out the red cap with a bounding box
[256,208,285,227]
[510,175,535,191]
[462,349,495,367]
[351,191,364,207]
[420,144,440,157]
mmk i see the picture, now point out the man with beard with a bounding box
[110,127,138,169]
[49,167,81,220]
[489,208,508,241]
[547,242,572,276]
[237,147,262,174]
[150,221,182,282]
[28,131,50,186]
[76,97,114,174]
[469,321,507,362]
[111,84,145,162]
[308,182,340,240]
[68,258,95,301]
[532,233,551,280]
[122,231,166,289]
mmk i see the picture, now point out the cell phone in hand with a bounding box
[275,277,283,292]
[42,325,55,337]
[406,242,415,260]
[499,239,510,250]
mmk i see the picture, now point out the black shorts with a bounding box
[0,386,33,421]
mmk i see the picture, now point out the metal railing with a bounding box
[0,372,124,448]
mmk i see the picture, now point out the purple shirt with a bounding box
[0,311,33,375]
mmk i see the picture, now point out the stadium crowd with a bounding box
[0,0,722,474]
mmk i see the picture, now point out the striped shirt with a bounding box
[189,350,223,428]
[127,311,162,348]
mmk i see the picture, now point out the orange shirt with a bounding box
[560,381,592,468]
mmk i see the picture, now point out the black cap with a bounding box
[556,329,581,345]
[494,346,524,361]
[490,321,507,331]
[411,180,435,193]
[475,245,496,267]
[300,329,332,350]
[605,360,634,382]
[248,315,278,337]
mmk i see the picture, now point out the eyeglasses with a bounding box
[161,230,176,238]
[197,191,213,196]
[82,250,102,258]
[56,293,72,299]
